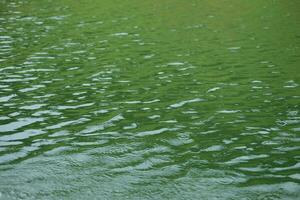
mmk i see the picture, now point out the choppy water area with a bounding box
[0,0,300,199]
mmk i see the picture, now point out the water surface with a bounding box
[0,0,300,199]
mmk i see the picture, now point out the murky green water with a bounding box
[0,0,300,199]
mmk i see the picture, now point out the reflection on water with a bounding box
[0,0,300,199]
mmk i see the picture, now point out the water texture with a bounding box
[0,0,300,199]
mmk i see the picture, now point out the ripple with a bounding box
[0,129,45,141]
[202,145,224,152]
[270,162,300,173]
[0,152,29,164]
[207,87,221,93]
[123,123,138,130]
[20,104,46,110]
[136,128,179,137]
[19,85,45,93]
[169,98,205,109]
[218,110,240,114]
[0,118,43,132]
[46,118,90,130]
[225,154,269,165]
[0,94,16,102]
[111,32,129,36]
[79,114,124,134]
[56,103,94,110]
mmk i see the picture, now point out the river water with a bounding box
[0,0,300,199]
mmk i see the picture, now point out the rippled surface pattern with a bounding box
[1,0,300,199]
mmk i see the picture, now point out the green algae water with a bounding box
[0,0,300,199]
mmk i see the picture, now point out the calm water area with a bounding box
[0,0,300,199]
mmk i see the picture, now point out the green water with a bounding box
[0,0,300,199]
